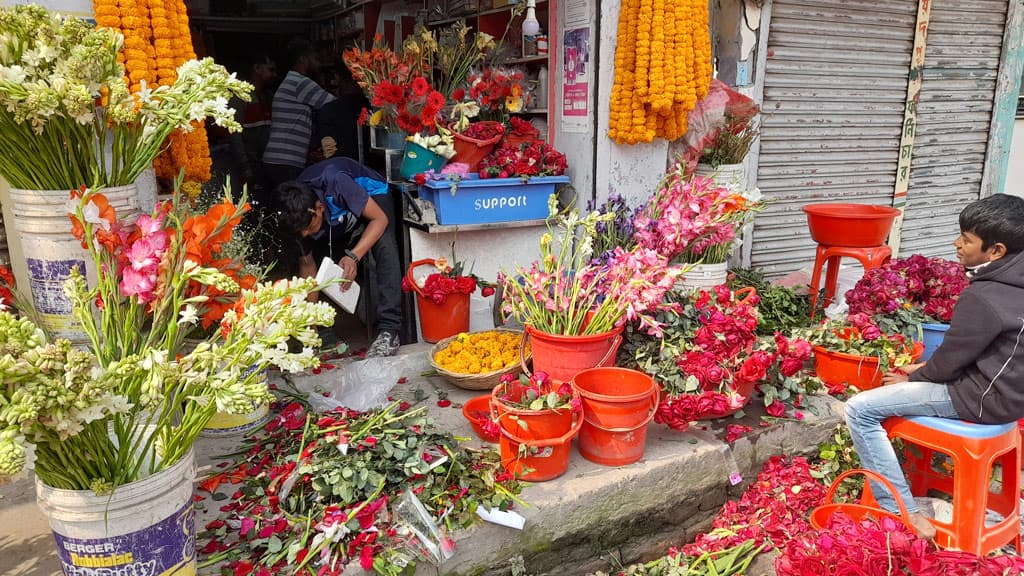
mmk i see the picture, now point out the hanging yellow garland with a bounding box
[608,0,712,144]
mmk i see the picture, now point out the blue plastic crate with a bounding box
[419,175,570,225]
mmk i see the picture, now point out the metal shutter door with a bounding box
[752,0,918,277]
[899,0,1007,258]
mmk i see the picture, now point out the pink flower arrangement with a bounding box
[634,163,761,264]
[845,254,968,339]
[500,204,682,337]
[120,213,169,303]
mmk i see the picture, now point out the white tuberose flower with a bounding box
[178,304,199,326]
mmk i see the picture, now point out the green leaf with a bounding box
[211,492,228,501]
[267,535,283,553]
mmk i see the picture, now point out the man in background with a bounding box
[263,38,337,191]
[227,53,278,209]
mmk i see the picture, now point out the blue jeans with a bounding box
[844,382,960,514]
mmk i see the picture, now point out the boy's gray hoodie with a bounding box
[910,250,1024,423]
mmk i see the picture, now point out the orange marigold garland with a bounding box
[608,0,712,144]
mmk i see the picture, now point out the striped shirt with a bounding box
[263,71,336,168]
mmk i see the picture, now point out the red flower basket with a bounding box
[451,121,504,170]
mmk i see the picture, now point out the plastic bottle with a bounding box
[536,65,548,110]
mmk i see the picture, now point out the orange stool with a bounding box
[808,244,892,316]
[875,416,1021,555]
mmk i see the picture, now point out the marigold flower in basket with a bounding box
[434,330,524,374]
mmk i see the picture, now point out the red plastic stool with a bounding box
[871,416,1022,555]
[808,244,892,316]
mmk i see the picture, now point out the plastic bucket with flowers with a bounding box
[400,142,448,181]
[809,469,913,531]
[405,258,472,343]
[813,340,924,391]
[451,121,505,170]
[489,373,583,482]
[522,320,623,385]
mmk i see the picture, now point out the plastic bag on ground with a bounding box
[304,354,425,413]
[392,489,455,565]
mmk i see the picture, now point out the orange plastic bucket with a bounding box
[813,341,924,391]
[572,367,659,466]
[810,469,913,531]
[523,323,623,384]
[462,395,499,443]
[490,384,583,482]
[802,203,901,247]
[451,121,504,170]
[406,259,471,343]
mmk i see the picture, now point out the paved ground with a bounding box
[1,342,842,576]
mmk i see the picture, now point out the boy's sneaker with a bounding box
[367,330,401,357]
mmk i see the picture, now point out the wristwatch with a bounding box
[344,249,360,264]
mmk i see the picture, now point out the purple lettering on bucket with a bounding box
[26,258,86,315]
[51,502,195,576]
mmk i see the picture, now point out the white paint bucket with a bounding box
[694,163,747,191]
[8,186,140,344]
[201,366,271,437]
[675,262,729,290]
[35,449,197,576]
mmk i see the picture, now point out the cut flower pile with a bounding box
[197,400,523,576]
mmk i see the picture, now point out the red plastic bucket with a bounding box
[809,469,913,531]
[813,341,924,391]
[572,367,658,466]
[406,259,471,343]
[462,395,499,443]
[803,203,901,247]
[523,323,623,384]
[490,384,582,482]
[451,121,504,169]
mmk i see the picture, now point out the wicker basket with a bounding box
[430,329,531,391]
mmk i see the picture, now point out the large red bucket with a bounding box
[813,341,924,391]
[572,367,658,466]
[523,323,623,384]
[407,259,471,343]
[809,469,913,531]
[451,121,504,170]
[490,384,582,482]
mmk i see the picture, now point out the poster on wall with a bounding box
[564,0,589,26]
[561,27,590,134]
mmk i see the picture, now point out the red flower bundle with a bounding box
[477,141,567,179]
[402,257,479,305]
[370,75,446,134]
[468,68,524,112]
[0,265,15,310]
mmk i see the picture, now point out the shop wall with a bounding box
[592,0,671,209]
[1006,118,1024,197]
[551,1,598,207]
[1,0,91,16]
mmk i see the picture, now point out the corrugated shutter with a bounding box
[899,0,1007,258]
[752,0,918,277]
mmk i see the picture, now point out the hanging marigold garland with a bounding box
[93,0,212,185]
[608,0,712,144]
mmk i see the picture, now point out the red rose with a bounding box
[766,399,785,417]
[481,286,495,297]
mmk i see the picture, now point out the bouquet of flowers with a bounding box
[346,36,420,132]
[586,193,640,264]
[369,75,447,135]
[0,184,334,491]
[408,129,457,159]
[468,67,525,119]
[681,79,760,173]
[620,286,816,431]
[634,162,762,264]
[402,255,485,305]
[403,21,496,99]
[798,314,919,368]
[477,141,567,179]
[845,254,968,340]
[0,5,251,189]
[494,371,579,412]
[508,116,541,141]
[500,196,682,337]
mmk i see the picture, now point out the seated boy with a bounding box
[277,157,403,357]
[845,193,1024,539]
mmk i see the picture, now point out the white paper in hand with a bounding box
[315,257,360,313]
